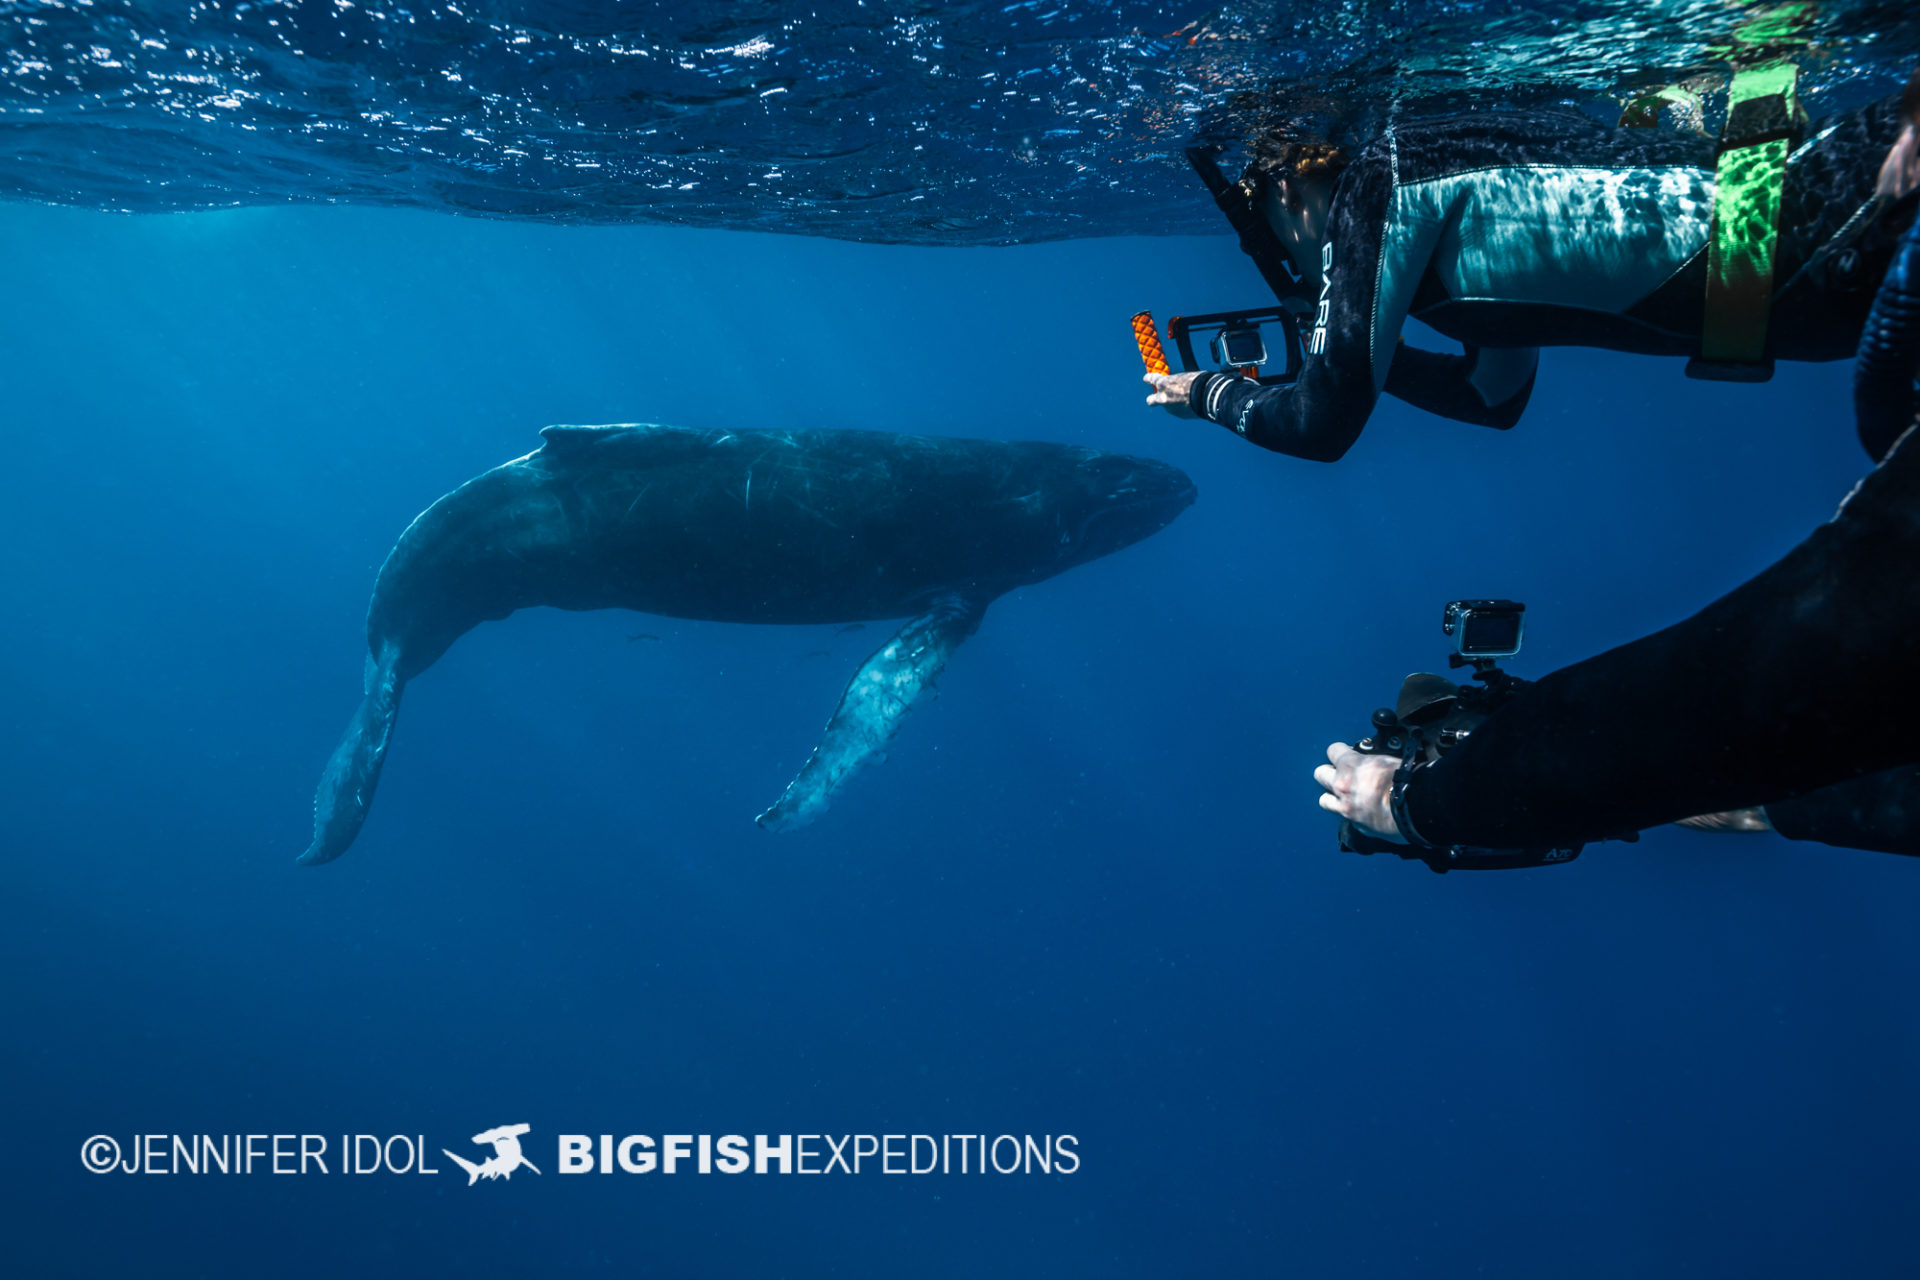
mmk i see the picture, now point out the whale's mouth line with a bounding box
[1066,484,1195,554]
[1098,478,1197,519]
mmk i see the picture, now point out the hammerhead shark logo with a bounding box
[443,1123,542,1185]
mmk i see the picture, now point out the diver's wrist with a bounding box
[1389,757,1435,849]
[1185,371,1220,419]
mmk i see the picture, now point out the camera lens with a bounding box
[1461,612,1521,655]
[1220,327,1267,365]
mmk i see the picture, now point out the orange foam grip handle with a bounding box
[1131,311,1171,375]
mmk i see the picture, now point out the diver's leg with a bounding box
[1763,767,1920,856]
[1382,343,1538,430]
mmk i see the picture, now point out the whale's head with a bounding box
[1051,449,1196,569]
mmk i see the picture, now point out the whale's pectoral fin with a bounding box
[298,641,404,866]
[756,595,986,832]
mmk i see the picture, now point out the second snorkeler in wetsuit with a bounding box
[1148,93,1918,460]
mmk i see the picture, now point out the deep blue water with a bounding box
[3,201,1918,1277]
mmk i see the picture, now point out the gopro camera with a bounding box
[1443,599,1525,661]
[1210,325,1268,367]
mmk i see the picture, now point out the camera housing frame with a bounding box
[1167,306,1305,386]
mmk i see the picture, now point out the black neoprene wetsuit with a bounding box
[1854,183,1920,459]
[1186,98,1916,460]
[1395,207,1920,856]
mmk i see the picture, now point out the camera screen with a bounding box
[1458,611,1522,656]
[1219,327,1267,366]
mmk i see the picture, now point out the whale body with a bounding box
[300,423,1195,864]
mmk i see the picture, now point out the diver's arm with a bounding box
[1396,425,1920,850]
[1182,153,1407,463]
[1854,214,1920,461]
[1764,767,1920,856]
[1382,344,1539,430]
[1181,357,1373,463]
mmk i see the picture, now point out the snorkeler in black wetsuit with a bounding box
[1311,76,1920,859]
[1148,95,1917,461]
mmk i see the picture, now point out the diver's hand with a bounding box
[1314,742,1401,840]
[1144,371,1201,418]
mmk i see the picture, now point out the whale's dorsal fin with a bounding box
[536,423,726,466]
[756,594,986,832]
[538,423,644,450]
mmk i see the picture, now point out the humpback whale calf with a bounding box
[301,423,1195,864]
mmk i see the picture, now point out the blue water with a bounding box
[3,198,1917,1277]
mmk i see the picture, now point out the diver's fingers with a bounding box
[1312,763,1340,793]
[1318,792,1346,815]
[1325,741,1352,765]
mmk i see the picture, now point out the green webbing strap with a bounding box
[1688,59,1806,381]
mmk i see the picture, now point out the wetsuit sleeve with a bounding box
[1390,210,1920,852]
[1382,343,1540,430]
[1854,213,1920,461]
[1397,421,1920,850]
[1182,151,1407,462]
[1764,767,1920,856]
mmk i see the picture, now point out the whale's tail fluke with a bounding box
[299,641,404,866]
